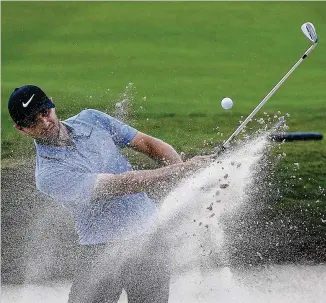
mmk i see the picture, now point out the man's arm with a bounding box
[92,155,214,200]
[130,132,183,165]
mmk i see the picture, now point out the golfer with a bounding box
[8,85,214,303]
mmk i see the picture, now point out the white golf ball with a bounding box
[221,97,233,110]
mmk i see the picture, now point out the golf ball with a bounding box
[221,97,233,110]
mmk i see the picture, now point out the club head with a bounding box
[301,22,318,44]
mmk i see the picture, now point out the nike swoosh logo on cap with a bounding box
[22,94,35,107]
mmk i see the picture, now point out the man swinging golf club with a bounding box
[8,21,318,302]
[8,85,214,303]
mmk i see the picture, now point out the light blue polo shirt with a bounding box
[35,109,158,245]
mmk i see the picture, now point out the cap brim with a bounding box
[39,99,55,110]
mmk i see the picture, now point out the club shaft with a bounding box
[222,43,316,149]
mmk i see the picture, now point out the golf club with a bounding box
[221,22,318,150]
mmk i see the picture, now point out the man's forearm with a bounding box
[92,156,212,200]
[153,141,183,165]
[130,132,183,165]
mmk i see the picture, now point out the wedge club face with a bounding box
[301,22,318,44]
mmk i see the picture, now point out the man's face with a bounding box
[16,108,60,140]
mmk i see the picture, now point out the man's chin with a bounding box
[46,125,59,137]
[37,131,58,142]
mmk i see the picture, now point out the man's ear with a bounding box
[14,124,27,135]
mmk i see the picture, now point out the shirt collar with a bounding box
[63,113,93,138]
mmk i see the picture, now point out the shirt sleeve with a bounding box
[89,109,138,147]
[36,163,97,208]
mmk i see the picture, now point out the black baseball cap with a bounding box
[8,85,55,127]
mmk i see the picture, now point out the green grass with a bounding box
[2,2,326,204]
